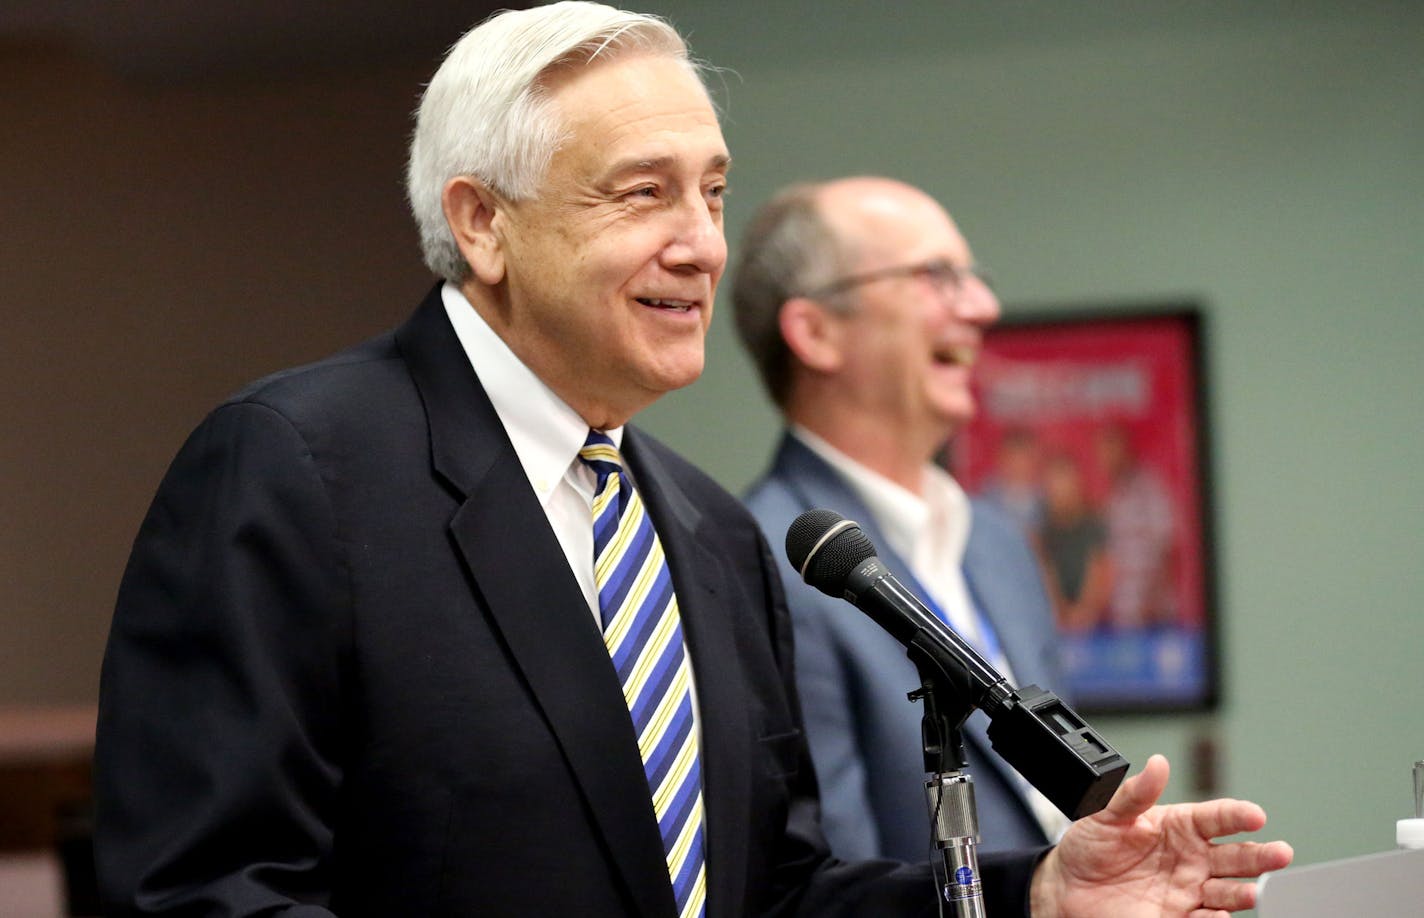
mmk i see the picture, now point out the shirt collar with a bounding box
[790,425,970,567]
[441,282,622,504]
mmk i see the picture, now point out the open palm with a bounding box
[1030,755,1294,918]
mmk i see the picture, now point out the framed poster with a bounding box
[950,307,1218,712]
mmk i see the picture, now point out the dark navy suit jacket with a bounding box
[95,287,1042,916]
[745,432,1067,861]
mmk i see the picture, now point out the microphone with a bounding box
[787,508,1013,716]
[785,508,1129,820]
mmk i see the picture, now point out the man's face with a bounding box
[819,180,1001,441]
[489,53,729,429]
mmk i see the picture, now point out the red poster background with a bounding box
[951,312,1207,633]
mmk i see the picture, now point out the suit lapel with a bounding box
[961,530,1032,690]
[624,431,751,918]
[768,433,900,579]
[960,505,1064,693]
[395,289,676,918]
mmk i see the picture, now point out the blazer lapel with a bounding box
[624,430,751,918]
[395,289,677,918]
[768,432,899,573]
[961,539,1032,690]
[960,511,1063,692]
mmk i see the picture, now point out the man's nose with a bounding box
[664,195,727,274]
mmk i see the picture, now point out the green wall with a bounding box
[632,0,1424,875]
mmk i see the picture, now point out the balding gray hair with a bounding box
[730,182,853,407]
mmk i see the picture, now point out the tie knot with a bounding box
[579,430,624,483]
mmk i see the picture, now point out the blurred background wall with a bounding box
[2,0,1420,887]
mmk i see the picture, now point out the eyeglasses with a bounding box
[801,258,994,301]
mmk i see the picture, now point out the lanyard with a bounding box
[900,566,1006,673]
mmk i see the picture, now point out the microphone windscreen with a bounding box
[785,509,876,595]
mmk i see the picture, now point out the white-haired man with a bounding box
[96,6,1289,916]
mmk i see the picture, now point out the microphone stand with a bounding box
[784,509,1130,913]
[910,674,987,917]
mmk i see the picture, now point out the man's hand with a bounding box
[1029,754,1293,917]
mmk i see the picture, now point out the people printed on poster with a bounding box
[953,314,1212,709]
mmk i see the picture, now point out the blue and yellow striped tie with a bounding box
[580,430,707,918]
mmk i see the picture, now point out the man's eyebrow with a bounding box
[603,153,732,180]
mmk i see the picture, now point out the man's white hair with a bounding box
[407,1,693,283]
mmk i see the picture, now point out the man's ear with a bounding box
[442,176,506,285]
[779,297,847,373]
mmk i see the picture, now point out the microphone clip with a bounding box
[912,675,988,917]
[909,674,972,776]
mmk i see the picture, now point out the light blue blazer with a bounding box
[744,432,1067,861]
